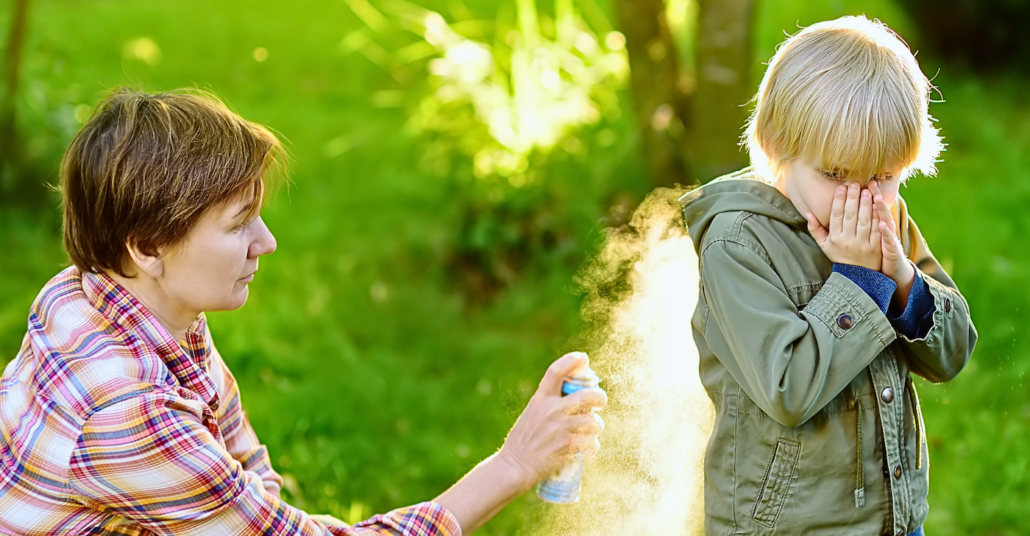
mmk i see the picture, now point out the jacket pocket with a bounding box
[752,438,801,528]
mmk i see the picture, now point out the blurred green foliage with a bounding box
[895,0,1030,73]
[0,0,1027,534]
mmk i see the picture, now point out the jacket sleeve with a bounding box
[893,200,978,383]
[700,238,897,427]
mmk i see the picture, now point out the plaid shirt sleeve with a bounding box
[67,392,462,536]
[208,342,283,497]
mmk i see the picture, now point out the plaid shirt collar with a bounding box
[79,269,221,411]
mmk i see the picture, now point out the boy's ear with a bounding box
[124,239,165,279]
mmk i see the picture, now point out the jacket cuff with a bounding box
[832,264,897,314]
[887,270,936,340]
[803,272,896,348]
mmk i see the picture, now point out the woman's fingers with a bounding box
[560,418,604,457]
[565,411,605,435]
[580,438,602,460]
[562,387,607,415]
[829,184,846,236]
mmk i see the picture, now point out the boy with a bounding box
[680,16,977,535]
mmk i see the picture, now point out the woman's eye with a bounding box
[231,220,250,233]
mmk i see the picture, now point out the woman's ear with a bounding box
[124,240,165,279]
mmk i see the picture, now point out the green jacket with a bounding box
[680,170,977,536]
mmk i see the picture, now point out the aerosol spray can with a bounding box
[536,365,600,504]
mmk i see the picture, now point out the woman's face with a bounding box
[156,192,277,316]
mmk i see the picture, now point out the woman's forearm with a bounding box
[433,452,530,534]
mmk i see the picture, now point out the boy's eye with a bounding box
[872,173,895,182]
[820,169,845,180]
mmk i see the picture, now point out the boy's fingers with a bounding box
[806,212,828,244]
[829,185,846,236]
[843,182,860,236]
[870,210,882,247]
[857,189,873,237]
[879,221,902,258]
[869,182,897,235]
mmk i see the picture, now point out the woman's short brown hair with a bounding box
[61,88,283,276]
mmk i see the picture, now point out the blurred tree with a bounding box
[614,0,756,185]
[613,0,690,186]
[691,0,756,180]
[896,0,1030,73]
[1,0,31,200]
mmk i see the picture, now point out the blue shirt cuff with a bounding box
[887,271,935,339]
[832,264,897,314]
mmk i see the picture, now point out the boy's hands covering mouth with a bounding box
[806,181,883,271]
[869,180,917,308]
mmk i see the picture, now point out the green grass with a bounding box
[1,1,1028,534]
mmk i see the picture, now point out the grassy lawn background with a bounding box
[1,0,1026,534]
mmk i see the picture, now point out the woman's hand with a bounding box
[806,182,883,271]
[434,352,607,533]
[496,352,607,494]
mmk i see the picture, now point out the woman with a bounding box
[0,89,606,535]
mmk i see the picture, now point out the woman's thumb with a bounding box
[541,352,588,397]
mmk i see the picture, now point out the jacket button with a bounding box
[837,314,854,330]
[944,298,952,313]
[893,465,902,479]
[881,387,894,403]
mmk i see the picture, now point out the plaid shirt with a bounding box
[0,267,461,536]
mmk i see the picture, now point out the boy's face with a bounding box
[779,160,903,227]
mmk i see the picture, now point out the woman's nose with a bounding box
[249,217,277,257]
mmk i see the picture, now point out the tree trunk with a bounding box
[613,0,693,186]
[691,0,755,181]
[1,0,31,196]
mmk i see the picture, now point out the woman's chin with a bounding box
[212,286,250,312]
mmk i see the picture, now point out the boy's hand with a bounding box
[869,180,916,306]
[806,182,882,270]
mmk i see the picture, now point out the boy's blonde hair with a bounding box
[743,16,942,183]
